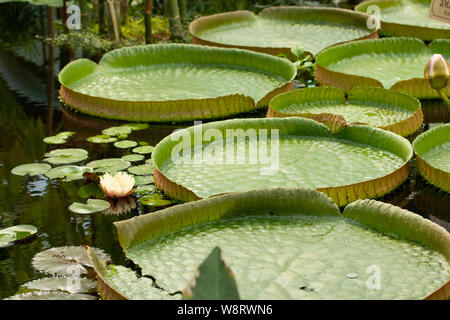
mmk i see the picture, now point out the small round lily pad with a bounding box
[140,193,173,207]
[43,131,75,144]
[123,123,149,131]
[132,146,154,154]
[121,154,145,162]
[0,225,38,248]
[87,135,118,143]
[86,158,131,173]
[134,175,154,186]
[11,163,51,177]
[128,164,154,176]
[114,140,138,149]
[44,148,88,165]
[45,166,93,181]
[32,246,110,276]
[69,199,111,214]
[135,185,157,194]
[102,126,132,137]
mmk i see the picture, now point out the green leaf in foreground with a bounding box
[43,131,75,144]
[69,199,110,214]
[132,146,154,154]
[114,140,138,149]
[11,163,51,177]
[0,225,38,248]
[87,134,117,143]
[44,148,88,165]
[140,193,172,207]
[183,247,240,300]
[86,158,131,173]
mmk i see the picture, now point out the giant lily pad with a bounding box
[11,163,51,177]
[0,225,37,248]
[413,123,450,193]
[58,44,296,122]
[44,148,88,165]
[152,118,412,207]
[268,87,423,137]
[190,7,377,58]
[355,0,450,40]
[88,189,450,300]
[315,38,450,99]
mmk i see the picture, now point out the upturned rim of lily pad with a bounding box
[413,123,450,193]
[189,6,378,59]
[87,188,450,300]
[315,37,450,99]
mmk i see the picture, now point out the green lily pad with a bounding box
[32,246,110,276]
[135,185,157,194]
[139,141,149,146]
[121,154,145,162]
[114,140,138,149]
[134,175,154,186]
[123,123,149,131]
[21,276,97,294]
[190,7,376,57]
[77,184,105,199]
[58,44,296,122]
[45,166,93,181]
[4,292,97,300]
[132,146,155,154]
[413,123,450,193]
[127,164,154,176]
[43,131,75,144]
[152,117,412,206]
[315,38,450,99]
[0,225,38,248]
[140,193,172,207]
[11,163,51,177]
[69,199,111,214]
[355,0,450,40]
[90,189,450,300]
[102,126,132,137]
[44,148,88,165]
[87,134,118,144]
[86,158,131,173]
[268,87,423,137]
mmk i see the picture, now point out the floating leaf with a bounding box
[102,126,132,137]
[132,146,154,154]
[32,246,110,276]
[44,148,88,165]
[127,164,154,176]
[69,199,111,214]
[183,247,240,300]
[135,185,157,194]
[139,141,149,146]
[0,225,38,248]
[77,184,105,199]
[86,158,131,173]
[45,166,93,181]
[121,154,145,162]
[145,158,154,166]
[87,134,117,143]
[123,123,149,131]
[134,175,154,186]
[5,291,97,300]
[140,193,172,207]
[21,276,97,294]
[114,140,138,149]
[43,131,75,144]
[11,163,51,177]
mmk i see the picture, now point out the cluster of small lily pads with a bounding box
[5,246,110,300]
[3,122,174,255]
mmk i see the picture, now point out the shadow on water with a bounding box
[0,31,449,300]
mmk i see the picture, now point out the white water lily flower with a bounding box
[100,172,135,198]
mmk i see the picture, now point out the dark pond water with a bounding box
[0,40,449,300]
